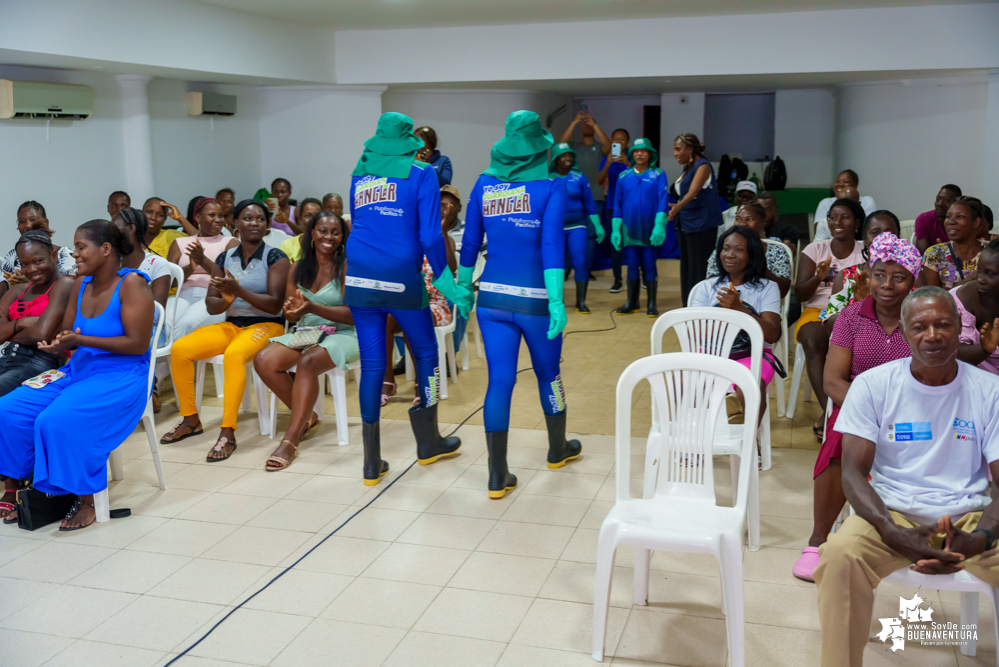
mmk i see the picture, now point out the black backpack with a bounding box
[764,156,787,191]
[718,156,749,200]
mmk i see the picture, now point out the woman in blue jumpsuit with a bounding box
[610,137,668,317]
[550,142,604,314]
[346,112,471,486]
[457,111,582,499]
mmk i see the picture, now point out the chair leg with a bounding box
[461,332,470,371]
[437,329,449,400]
[331,371,349,446]
[251,367,268,436]
[405,343,414,382]
[109,448,124,482]
[213,362,225,398]
[748,459,760,552]
[313,376,326,421]
[760,404,772,472]
[719,535,746,667]
[773,341,786,417]
[446,332,458,385]
[786,343,805,419]
[730,454,739,499]
[472,311,483,358]
[634,547,650,605]
[143,407,167,490]
[268,384,279,441]
[94,488,111,523]
[960,592,979,657]
[592,525,618,662]
[194,360,207,412]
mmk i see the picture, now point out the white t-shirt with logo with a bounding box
[836,358,999,522]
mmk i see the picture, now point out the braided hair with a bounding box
[115,207,150,249]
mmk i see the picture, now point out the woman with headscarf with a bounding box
[610,137,668,317]
[347,112,471,486]
[457,110,578,500]
[550,142,603,313]
[791,232,919,582]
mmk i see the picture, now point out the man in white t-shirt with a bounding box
[814,286,999,666]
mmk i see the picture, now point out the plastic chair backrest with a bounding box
[164,262,185,348]
[762,239,793,319]
[616,353,759,513]
[149,301,165,396]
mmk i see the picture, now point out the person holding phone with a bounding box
[550,142,603,313]
[559,108,612,275]
[598,129,631,292]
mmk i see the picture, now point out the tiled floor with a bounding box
[0,269,993,666]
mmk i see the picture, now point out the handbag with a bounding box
[285,325,333,350]
[716,302,787,379]
[16,487,78,531]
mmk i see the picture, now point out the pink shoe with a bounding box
[792,547,820,582]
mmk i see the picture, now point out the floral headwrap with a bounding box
[869,232,921,279]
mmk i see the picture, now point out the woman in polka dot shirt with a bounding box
[792,231,920,582]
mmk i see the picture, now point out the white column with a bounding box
[983,70,999,212]
[117,74,155,201]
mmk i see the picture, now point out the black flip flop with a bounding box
[206,437,236,463]
[160,423,204,445]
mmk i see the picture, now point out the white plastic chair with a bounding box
[194,356,270,436]
[592,352,760,665]
[152,262,185,406]
[785,342,814,418]
[97,301,168,522]
[263,366,350,446]
[650,307,767,550]
[762,239,793,417]
[400,319,459,400]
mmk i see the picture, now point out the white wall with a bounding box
[571,96,661,148]
[983,71,999,211]
[774,89,835,187]
[837,76,990,220]
[0,66,127,250]
[659,93,705,176]
[380,90,573,207]
[257,86,386,203]
[150,80,263,208]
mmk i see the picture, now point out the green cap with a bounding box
[492,110,554,158]
[628,137,659,167]
[549,142,578,172]
[363,112,425,156]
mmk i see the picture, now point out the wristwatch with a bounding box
[972,528,996,550]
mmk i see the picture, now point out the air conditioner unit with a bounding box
[0,80,94,120]
[187,91,236,117]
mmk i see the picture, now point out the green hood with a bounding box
[484,110,554,183]
[628,137,659,169]
[549,142,578,175]
[353,112,426,179]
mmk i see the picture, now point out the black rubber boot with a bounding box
[575,281,590,314]
[646,280,659,318]
[545,412,582,469]
[615,280,641,314]
[410,403,461,465]
[362,421,389,486]
[486,431,518,499]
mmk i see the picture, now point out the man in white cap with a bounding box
[720,181,758,236]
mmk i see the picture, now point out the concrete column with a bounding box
[117,74,155,201]
[983,70,999,211]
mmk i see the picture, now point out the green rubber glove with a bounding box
[591,214,605,244]
[456,264,476,311]
[433,267,473,318]
[543,268,567,340]
[611,217,623,251]
[649,211,667,246]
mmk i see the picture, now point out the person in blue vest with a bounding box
[610,137,668,317]
[550,142,603,314]
[457,111,581,500]
[668,133,723,306]
[346,112,472,486]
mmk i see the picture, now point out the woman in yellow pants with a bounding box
[163,200,290,461]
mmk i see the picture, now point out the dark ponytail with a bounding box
[77,219,134,258]
[114,207,149,248]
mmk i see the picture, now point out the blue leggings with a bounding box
[352,306,439,424]
[478,306,565,432]
[565,227,589,279]
[623,245,658,282]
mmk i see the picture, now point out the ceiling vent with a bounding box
[0,80,93,120]
[187,91,236,117]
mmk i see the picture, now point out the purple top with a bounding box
[829,296,910,381]
[270,205,296,235]
[953,290,999,376]
[914,210,947,245]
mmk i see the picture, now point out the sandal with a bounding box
[0,501,15,524]
[206,436,236,462]
[266,439,299,472]
[59,498,96,532]
[381,381,397,407]
[813,423,824,443]
[301,412,321,441]
[161,419,204,444]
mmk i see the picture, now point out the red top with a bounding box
[9,282,56,320]
[829,296,911,381]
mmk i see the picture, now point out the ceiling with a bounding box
[191,0,988,31]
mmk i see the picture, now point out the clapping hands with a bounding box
[38,327,82,354]
[210,269,239,305]
[283,289,311,318]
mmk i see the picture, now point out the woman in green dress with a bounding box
[253,211,359,470]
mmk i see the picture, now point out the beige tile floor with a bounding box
[0,266,992,666]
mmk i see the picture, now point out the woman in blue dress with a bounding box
[0,219,154,530]
[550,142,604,314]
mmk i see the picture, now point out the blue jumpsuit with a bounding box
[345,162,450,424]
[558,171,598,280]
[460,175,568,432]
[614,167,668,282]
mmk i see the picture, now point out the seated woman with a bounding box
[1,201,77,299]
[142,198,192,258]
[688,226,782,427]
[705,201,791,297]
[919,196,987,289]
[278,198,323,262]
[953,238,999,375]
[254,212,359,470]
[791,232,919,581]
[0,220,153,530]
[793,198,865,440]
[113,208,173,309]
[166,198,239,340]
[162,200,290,462]
[819,210,902,327]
